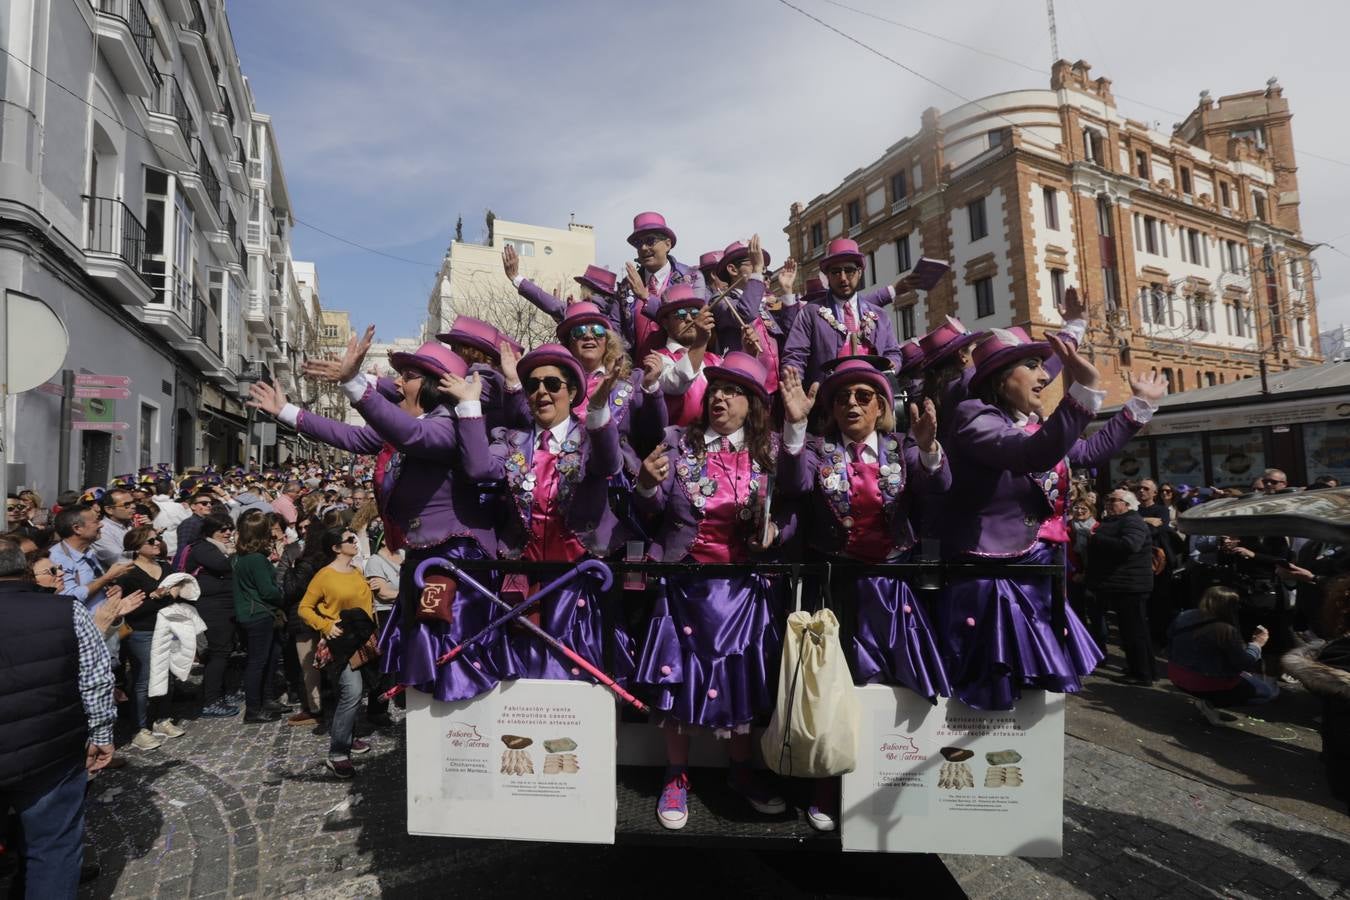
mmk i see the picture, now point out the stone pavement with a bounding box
[3,675,1347,898]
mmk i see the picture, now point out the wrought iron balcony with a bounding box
[150,73,192,138]
[89,0,157,97]
[82,195,147,272]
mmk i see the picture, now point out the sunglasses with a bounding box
[833,387,879,406]
[524,376,567,394]
[569,324,608,341]
[826,266,861,276]
[341,535,358,544]
[34,564,64,576]
[398,370,425,382]
[709,382,748,399]
[670,308,701,321]
[6,505,21,512]
[142,537,162,546]
[634,234,668,247]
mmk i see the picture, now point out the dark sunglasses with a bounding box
[340,535,358,544]
[833,387,878,406]
[142,537,162,546]
[670,308,701,321]
[569,324,607,341]
[525,376,567,394]
[826,266,860,276]
[634,234,668,247]
[5,505,21,512]
[35,564,64,576]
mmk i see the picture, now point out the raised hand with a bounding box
[749,234,764,273]
[246,378,288,417]
[1058,285,1086,321]
[1047,332,1098,390]
[638,443,669,490]
[498,340,521,387]
[502,244,519,281]
[780,366,818,424]
[774,258,798,296]
[439,372,482,404]
[336,325,376,384]
[588,368,623,413]
[301,354,345,382]
[641,352,664,389]
[1128,369,1167,405]
[892,272,921,295]
[691,308,715,347]
[907,398,938,453]
[625,262,649,300]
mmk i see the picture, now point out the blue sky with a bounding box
[226,0,1350,342]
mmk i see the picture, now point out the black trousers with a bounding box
[1100,590,1155,681]
[197,600,235,706]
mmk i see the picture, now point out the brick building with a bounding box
[784,60,1322,406]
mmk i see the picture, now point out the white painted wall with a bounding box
[1027,182,1080,323]
[947,185,1012,328]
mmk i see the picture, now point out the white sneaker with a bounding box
[806,805,838,832]
[152,719,185,739]
[131,728,164,751]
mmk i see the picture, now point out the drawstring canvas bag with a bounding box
[760,608,860,777]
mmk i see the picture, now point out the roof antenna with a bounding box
[1046,0,1059,67]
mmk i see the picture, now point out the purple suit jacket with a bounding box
[517,278,567,323]
[465,414,627,559]
[782,293,904,388]
[779,429,951,558]
[636,426,797,563]
[712,278,765,354]
[936,395,1142,558]
[597,257,698,351]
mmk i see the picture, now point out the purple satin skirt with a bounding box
[937,542,1104,711]
[851,576,951,701]
[377,540,506,703]
[635,573,783,731]
[499,575,636,685]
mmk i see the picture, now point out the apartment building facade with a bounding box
[0,0,316,488]
[784,60,1321,406]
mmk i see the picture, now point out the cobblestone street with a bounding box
[14,663,1344,900]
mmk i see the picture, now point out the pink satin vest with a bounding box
[523,445,587,563]
[1023,422,1071,544]
[689,449,751,564]
[843,454,892,562]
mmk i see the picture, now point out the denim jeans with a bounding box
[1,759,86,898]
[328,663,363,760]
[124,630,155,729]
[241,616,281,713]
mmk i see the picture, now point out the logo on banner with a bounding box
[880,734,925,762]
[445,722,490,750]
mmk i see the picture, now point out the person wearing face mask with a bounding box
[452,344,636,683]
[608,211,698,355]
[632,351,795,832]
[642,283,720,428]
[261,330,507,705]
[782,238,904,390]
[188,517,240,717]
[935,329,1165,710]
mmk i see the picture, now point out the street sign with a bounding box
[72,421,129,432]
[73,386,131,400]
[83,397,116,422]
[74,374,131,388]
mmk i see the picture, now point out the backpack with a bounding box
[173,540,203,577]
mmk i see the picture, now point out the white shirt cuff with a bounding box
[341,374,372,404]
[455,400,484,418]
[512,276,525,289]
[886,284,897,300]
[1060,318,1086,344]
[1068,381,1107,413]
[636,482,659,498]
[783,419,808,454]
[277,404,300,427]
[748,272,764,282]
[781,293,799,307]
[586,405,611,429]
[919,443,943,471]
[1124,395,1157,424]
[641,377,661,395]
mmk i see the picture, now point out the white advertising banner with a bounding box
[405,680,616,844]
[841,686,1064,856]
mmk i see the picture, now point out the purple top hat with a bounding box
[718,241,771,273]
[703,351,770,404]
[919,315,982,370]
[556,301,611,342]
[518,343,586,398]
[898,338,925,374]
[698,251,723,274]
[657,282,705,319]
[801,276,828,303]
[574,264,618,297]
[819,238,865,271]
[436,315,501,360]
[969,327,1052,387]
[388,341,469,380]
[818,356,895,411]
[627,211,678,249]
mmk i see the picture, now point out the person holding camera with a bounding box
[1167,586,1278,724]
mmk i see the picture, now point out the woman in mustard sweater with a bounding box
[299,527,374,778]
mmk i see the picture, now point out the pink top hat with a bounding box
[718,241,771,272]
[556,301,611,342]
[969,327,1052,387]
[436,315,501,360]
[517,343,586,397]
[698,251,723,274]
[703,351,770,404]
[801,276,828,303]
[819,238,865,271]
[627,211,678,249]
[495,328,524,357]
[898,338,925,374]
[656,282,705,319]
[919,316,982,369]
[574,265,618,297]
[388,341,469,380]
[818,355,895,411]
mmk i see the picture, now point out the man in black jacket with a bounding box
[0,537,115,897]
[1089,490,1157,684]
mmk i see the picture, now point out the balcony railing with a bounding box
[150,73,193,138]
[234,135,246,165]
[190,137,222,213]
[93,0,156,76]
[192,288,222,357]
[82,195,149,275]
[220,86,235,130]
[184,0,206,34]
